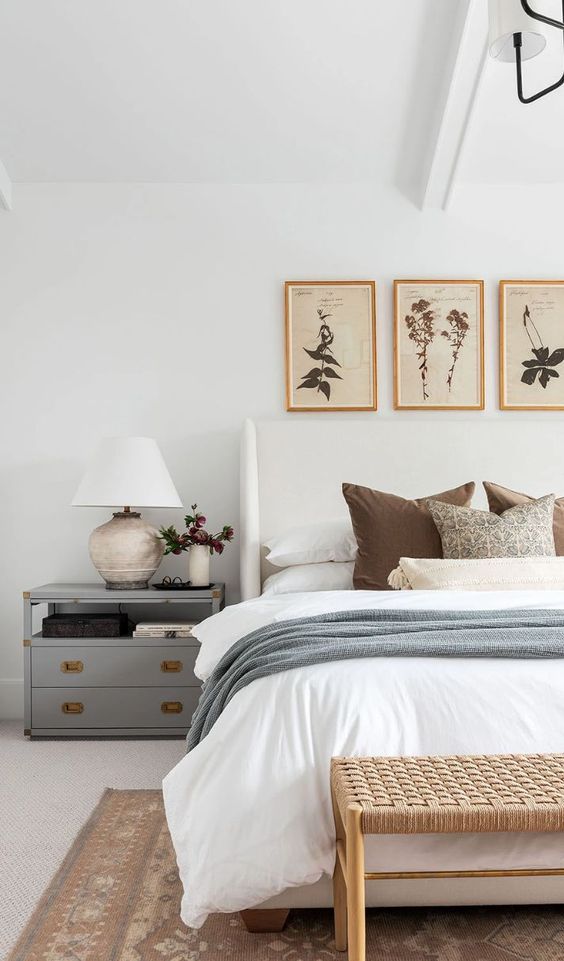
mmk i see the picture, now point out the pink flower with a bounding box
[191,529,208,545]
[196,515,206,528]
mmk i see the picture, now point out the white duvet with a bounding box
[162,590,564,928]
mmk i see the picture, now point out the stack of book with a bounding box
[132,621,196,638]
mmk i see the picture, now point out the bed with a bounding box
[163,418,564,930]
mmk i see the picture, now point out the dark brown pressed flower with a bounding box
[441,308,470,392]
[520,304,564,389]
[297,309,342,401]
[404,299,435,401]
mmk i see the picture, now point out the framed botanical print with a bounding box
[500,281,564,410]
[394,280,484,410]
[285,281,377,411]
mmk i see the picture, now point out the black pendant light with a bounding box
[489,0,564,103]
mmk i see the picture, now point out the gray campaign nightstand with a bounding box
[23,582,225,739]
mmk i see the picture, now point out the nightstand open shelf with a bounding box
[23,582,225,739]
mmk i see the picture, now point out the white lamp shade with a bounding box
[72,437,183,508]
[489,0,547,61]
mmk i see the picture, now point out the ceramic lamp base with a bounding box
[88,511,164,590]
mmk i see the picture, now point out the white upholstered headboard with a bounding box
[240,418,564,600]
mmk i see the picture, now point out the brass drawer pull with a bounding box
[161,701,183,714]
[62,702,84,714]
[61,660,84,674]
[161,660,183,673]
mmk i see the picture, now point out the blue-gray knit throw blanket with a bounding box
[186,607,564,751]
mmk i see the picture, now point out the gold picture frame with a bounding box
[500,280,564,410]
[285,280,377,412]
[394,279,485,411]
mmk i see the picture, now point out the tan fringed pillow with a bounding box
[342,481,475,591]
[427,495,556,559]
[484,481,564,555]
[389,556,564,591]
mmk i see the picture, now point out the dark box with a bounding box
[42,613,135,638]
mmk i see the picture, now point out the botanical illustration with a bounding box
[442,308,470,391]
[286,282,376,411]
[296,307,342,401]
[520,304,564,390]
[396,282,483,409]
[501,282,564,409]
[404,299,435,401]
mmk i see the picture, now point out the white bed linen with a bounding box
[163,590,564,928]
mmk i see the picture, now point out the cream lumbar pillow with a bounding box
[426,494,556,560]
[388,556,564,591]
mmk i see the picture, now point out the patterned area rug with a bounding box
[8,788,564,960]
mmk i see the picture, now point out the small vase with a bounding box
[189,544,211,587]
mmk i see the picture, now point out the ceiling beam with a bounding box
[420,0,488,210]
[0,159,12,210]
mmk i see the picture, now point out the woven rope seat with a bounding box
[331,754,564,835]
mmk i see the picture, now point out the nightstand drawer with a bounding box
[32,646,198,687]
[31,686,200,729]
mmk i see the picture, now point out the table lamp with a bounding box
[72,436,183,589]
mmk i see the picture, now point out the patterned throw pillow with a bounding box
[427,495,556,559]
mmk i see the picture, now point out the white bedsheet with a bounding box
[162,590,564,927]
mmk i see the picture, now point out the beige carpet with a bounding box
[7,787,564,961]
[0,721,183,958]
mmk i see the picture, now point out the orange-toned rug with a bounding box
[8,788,564,960]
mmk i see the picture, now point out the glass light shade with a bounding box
[489,0,547,61]
[72,436,183,508]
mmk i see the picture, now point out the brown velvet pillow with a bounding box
[342,481,475,591]
[484,481,564,555]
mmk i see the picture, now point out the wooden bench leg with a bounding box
[333,841,348,951]
[332,780,348,951]
[240,908,290,932]
[345,804,365,961]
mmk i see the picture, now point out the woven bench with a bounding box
[330,754,564,961]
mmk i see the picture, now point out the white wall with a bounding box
[1,181,564,717]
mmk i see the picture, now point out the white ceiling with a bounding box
[1,1,564,192]
[0,0,460,184]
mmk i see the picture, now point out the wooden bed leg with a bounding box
[345,804,365,961]
[240,908,290,933]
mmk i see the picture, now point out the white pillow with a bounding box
[262,562,354,596]
[264,521,357,568]
[388,556,564,591]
